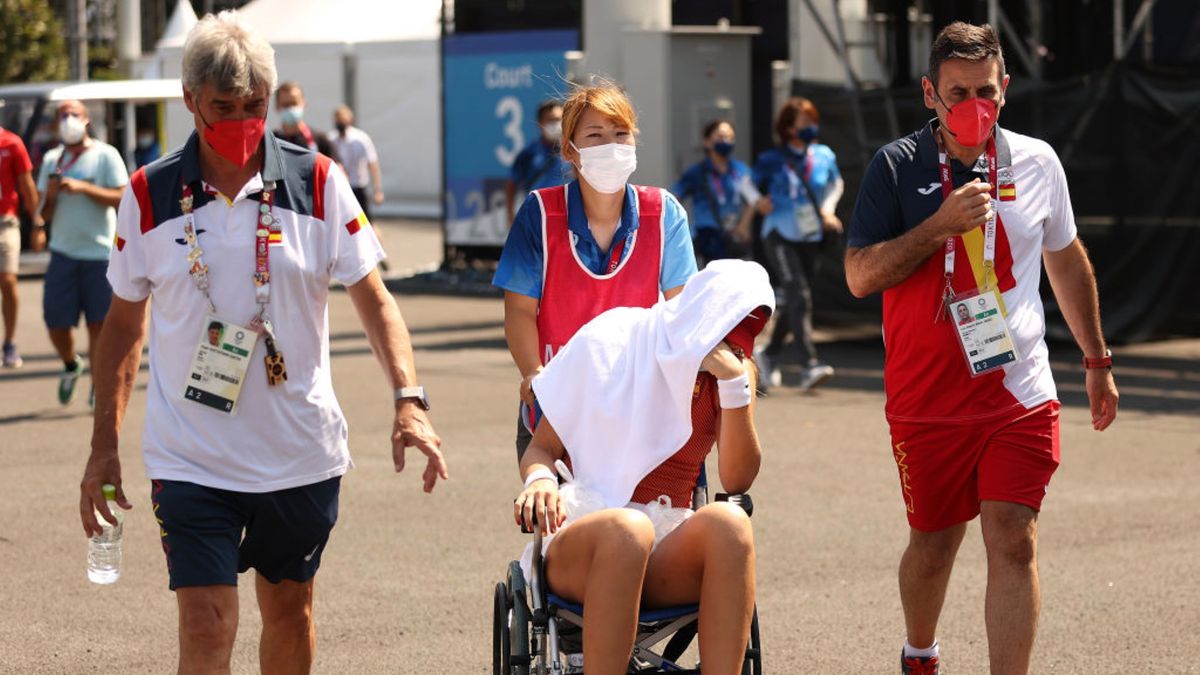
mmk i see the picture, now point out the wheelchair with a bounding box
[493,466,762,674]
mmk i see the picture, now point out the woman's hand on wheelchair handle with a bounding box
[519,366,543,406]
[514,478,566,535]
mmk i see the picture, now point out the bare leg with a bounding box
[642,502,755,674]
[980,501,1039,675]
[0,273,16,345]
[86,321,103,366]
[48,327,76,365]
[176,585,239,675]
[899,522,967,649]
[257,574,317,675]
[545,508,656,675]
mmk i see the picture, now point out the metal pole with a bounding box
[116,0,142,74]
[342,47,357,113]
[1113,0,1124,61]
[67,0,88,81]
[1120,0,1158,61]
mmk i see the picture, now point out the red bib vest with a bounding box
[535,184,664,365]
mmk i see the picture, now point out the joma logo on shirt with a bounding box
[917,182,940,196]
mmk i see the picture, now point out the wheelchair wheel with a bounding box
[506,562,532,675]
[741,607,762,675]
[493,582,511,675]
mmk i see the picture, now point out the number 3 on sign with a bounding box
[495,96,524,167]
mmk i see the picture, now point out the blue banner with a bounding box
[443,29,578,247]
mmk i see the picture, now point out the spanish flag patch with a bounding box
[998,183,1016,201]
[268,230,283,246]
[344,211,369,235]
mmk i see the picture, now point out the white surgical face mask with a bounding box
[571,141,636,194]
[59,115,87,145]
[543,121,562,142]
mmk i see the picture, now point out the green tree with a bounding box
[0,0,69,84]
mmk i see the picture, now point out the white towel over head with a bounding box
[532,259,775,509]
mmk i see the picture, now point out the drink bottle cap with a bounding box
[101,484,117,501]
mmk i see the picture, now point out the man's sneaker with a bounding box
[797,363,834,392]
[753,347,781,391]
[58,359,84,405]
[900,651,940,674]
[2,343,22,368]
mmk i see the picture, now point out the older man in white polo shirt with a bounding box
[77,11,446,673]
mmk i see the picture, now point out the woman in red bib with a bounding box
[493,83,698,457]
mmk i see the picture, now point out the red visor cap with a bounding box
[723,306,772,359]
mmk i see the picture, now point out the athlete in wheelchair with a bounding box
[495,260,773,674]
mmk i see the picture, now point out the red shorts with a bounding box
[888,401,1061,532]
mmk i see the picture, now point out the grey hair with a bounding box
[181,11,276,97]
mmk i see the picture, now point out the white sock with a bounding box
[904,639,939,658]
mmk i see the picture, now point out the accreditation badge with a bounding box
[949,289,1019,377]
[795,204,821,239]
[720,211,740,233]
[183,315,258,414]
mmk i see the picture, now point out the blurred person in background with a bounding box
[505,99,574,223]
[133,124,161,168]
[494,82,697,460]
[37,100,127,405]
[0,120,44,367]
[752,97,844,392]
[671,119,762,266]
[274,81,339,162]
[329,105,388,266]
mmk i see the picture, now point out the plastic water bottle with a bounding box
[87,484,123,584]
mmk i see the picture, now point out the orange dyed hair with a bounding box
[560,83,639,162]
[774,97,821,144]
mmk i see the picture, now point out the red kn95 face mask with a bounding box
[940,96,998,148]
[202,114,266,167]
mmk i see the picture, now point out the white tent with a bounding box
[154,0,442,217]
[157,0,197,49]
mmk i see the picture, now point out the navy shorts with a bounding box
[150,476,341,590]
[43,250,112,329]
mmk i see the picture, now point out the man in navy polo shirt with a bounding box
[845,21,1118,675]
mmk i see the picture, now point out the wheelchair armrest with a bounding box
[715,492,754,517]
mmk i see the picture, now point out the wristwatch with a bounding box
[1082,348,1113,370]
[394,385,430,410]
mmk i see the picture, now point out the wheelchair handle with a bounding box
[515,498,539,534]
[715,492,754,517]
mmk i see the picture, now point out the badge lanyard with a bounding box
[784,151,815,201]
[179,180,288,385]
[55,146,88,175]
[706,164,727,207]
[605,233,628,273]
[937,136,1000,317]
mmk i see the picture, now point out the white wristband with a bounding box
[523,467,557,489]
[717,372,753,409]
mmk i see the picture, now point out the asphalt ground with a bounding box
[1,218,1197,674]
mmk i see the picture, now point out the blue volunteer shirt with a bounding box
[753,143,841,243]
[671,157,753,237]
[510,138,573,192]
[493,180,698,299]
